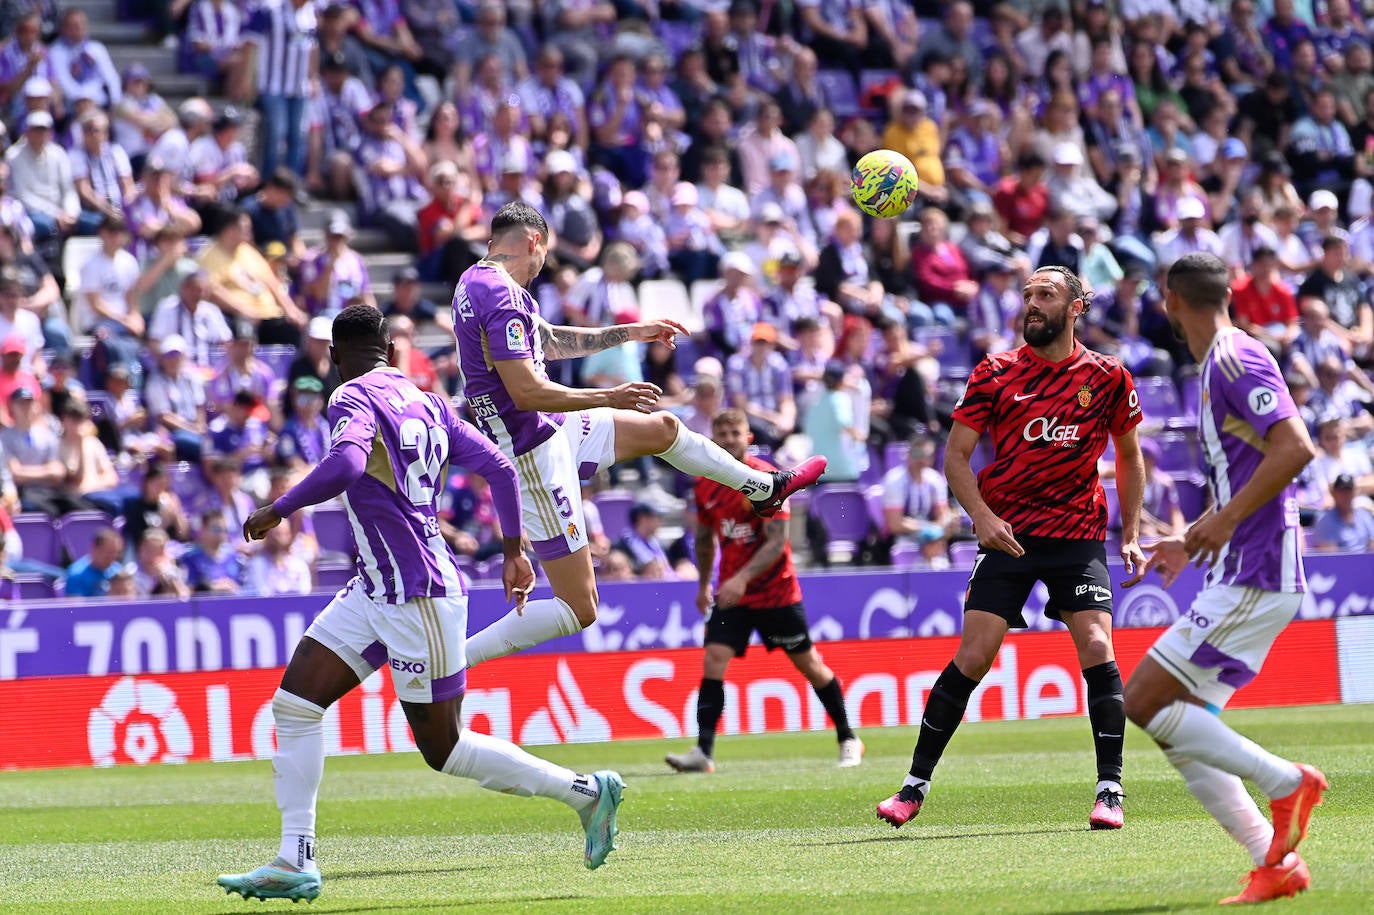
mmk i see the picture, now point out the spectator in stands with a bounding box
[614,190,669,279]
[1217,189,1281,279]
[204,388,270,480]
[1309,356,1374,436]
[187,0,249,101]
[439,470,502,560]
[599,548,635,582]
[208,321,275,414]
[284,317,341,418]
[664,181,723,284]
[1047,141,1117,223]
[993,151,1050,247]
[148,269,232,367]
[126,159,201,264]
[945,101,1007,204]
[197,456,256,548]
[678,374,724,439]
[544,150,601,271]
[0,334,39,423]
[816,207,884,318]
[1311,417,1374,495]
[307,50,370,200]
[416,162,485,283]
[100,364,164,463]
[3,387,96,517]
[587,54,653,189]
[1297,234,1373,358]
[387,315,438,392]
[564,242,640,329]
[383,265,447,330]
[354,100,427,250]
[1290,297,1352,385]
[803,360,865,482]
[48,9,120,109]
[301,210,374,319]
[880,90,945,205]
[121,462,192,549]
[241,168,303,264]
[70,111,135,235]
[726,321,795,449]
[0,268,43,368]
[0,13,56,122]
[703,252,762,360]
[41,353,84,418]
[63,528,125,598]
[1139,437,1187,539]
[56,398,122,516]
[615,503,671,580]
[146,97,210,191]
[882,436,954,562]
[246,0,317,177]
[796,0,868,74]
[449,1,526,89]
[187,107,258,208]
[247,523,312,595]
[1154,196,1224,266]
[144,335,207,463]
[737,99,800,198]
[1290,89,1356,202]
[5,111,76,242]
[1231,246,1299,355]
[517,45,587,150]
[969,261,1023,360]
[276,376,330,473]
[183,509,247,592]
[133,528,191,599]
[911,207,975,326]
[198,206,307,345]
[1313,473,1374,552]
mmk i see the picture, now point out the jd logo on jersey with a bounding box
[1022,415,1082,447]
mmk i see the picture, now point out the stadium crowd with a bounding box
[0,0,1371,598]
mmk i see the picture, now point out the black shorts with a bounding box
[964,536,1113,629]
[705,602,814,657]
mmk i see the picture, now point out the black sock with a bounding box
[813,677,855,743]
[696,677,724,758]
[1083,661,1125,785]
[910,662,980,780]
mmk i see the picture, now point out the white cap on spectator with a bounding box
[622,190,649,212]
[500,150,528,174]
[161,334,188,356]
[308,316,333,342]
[720,251,755,275]
[24,111,52,129]
[671,181,698,207]
[758,202,785,224]
[1177,197,1206,221]
[1053,142,1083,166]
[545,150,577,176]
[23,77,51,97]
[1309,190,1339,211]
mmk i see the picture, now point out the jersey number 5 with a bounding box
[398,417,449,506]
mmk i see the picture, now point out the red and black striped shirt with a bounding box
[695,456,802,609]
[952,342,1142,541]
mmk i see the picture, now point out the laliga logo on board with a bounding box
[87,677,193,767]
[1022,415,1082,447]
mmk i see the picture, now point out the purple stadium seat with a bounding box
[890,542,922,567]
[13,513,59,566]
[1178,373,1201,421]
[1172,473,1210,521]
[313,505,356,558]
[594,491,634,540]
[168,462,208,505]
[315,562,355,592]
[1103,482,1121,530]
[949,540,980,568]
[13,575,55,600]
[475,558,503,581]
[1135,376,1182,424]
[815,70,860,118]
[258,345,298,379]
[809,487,872,556]
[1153,432,1200,474]
[59,512,116,563]
[864,483,887,536]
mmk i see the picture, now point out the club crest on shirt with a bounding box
[1077,384,1093,408]
[506,318,526,352]
[567,522,579,539]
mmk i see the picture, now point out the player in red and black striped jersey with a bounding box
[877,266,1147,832]
[664,409,862,773]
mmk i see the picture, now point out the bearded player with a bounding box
[664,409,862,773]
[454,202,826,668]
[217,306,623,903]
[875,266,1146,831]
[1123,252,1326,906]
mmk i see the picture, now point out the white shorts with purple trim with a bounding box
[512,408,616,562]
[1147,584,1301,710]
[305,580,469,704]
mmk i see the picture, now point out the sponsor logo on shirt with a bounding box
[506,318,526,352]
[1248,386,1279,416]
[1022,416,1082,447]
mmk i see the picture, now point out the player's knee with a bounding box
[1077,634,1113,667]
[952,647,995,681]
[416,737,456,772]
[566,590,599,627]
[1122,682,1161,729]
[652,411,680,451]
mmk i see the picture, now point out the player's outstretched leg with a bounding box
[876,660,979,827]
[466,552,593,668]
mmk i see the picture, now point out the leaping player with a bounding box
[454,202,827,668]
[1123,252,1327,906]
[217,306,623,904]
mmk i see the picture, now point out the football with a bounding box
[851,149,920,219]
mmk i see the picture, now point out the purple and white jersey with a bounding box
[325,367,518,602]
[452,262,565,457]
[1199,327,1305,593]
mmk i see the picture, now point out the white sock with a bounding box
[465,597,582,667]
[441,729,598,814]
[272,689,326,873]
[1165,748,1273,866]
[657,423,773,500]
[902,774,930,798]
[1145,702,1302,799]
[1096,779,1123,797]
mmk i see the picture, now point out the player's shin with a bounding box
[465,597,583,667]
[656,422,774,500]
[907,662,980,793]
[813,677,855,743]
[271,689,327,873]
[442,729,597,813]
[1084,661,1125,790]
[1165,748,1274,866]
[696,677,725,757]
[1145,702,1302,799]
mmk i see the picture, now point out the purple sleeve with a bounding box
[477,275,535,361]
[272,441,368,517]
[446,414,523,538]
[1224,340,1299,439]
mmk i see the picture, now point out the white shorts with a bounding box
[306,581,469,704]
[1147,584,1301,710]
[512,409,617,562]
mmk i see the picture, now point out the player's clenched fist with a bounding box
[243,505,284,542]
[606,381,662,413]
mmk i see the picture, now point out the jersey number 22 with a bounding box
[398,417,449,506]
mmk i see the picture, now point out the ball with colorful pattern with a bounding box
[850,149,919,219]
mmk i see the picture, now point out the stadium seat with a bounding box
[809,486,872,561]
[13,574,55,600]
[1178,373,1201,421]
[638,278,700,333]
[167,462,208,506]
[313,505,356,559]
[314,561,355,593]
[258,345,298,379]
[864,483,887,536]
[688,279,723,325]
[1172,473,1211,521]
[1154,432,1200,474]
[1135,376,1182,425]
[1103,482,1122,531]
[13,514,60,567]
[595,491,635,541]
[890,542,922,567]
[949,540,980,569]
[815,70,860,118]
[58,512,116,563]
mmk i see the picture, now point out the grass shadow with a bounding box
[808,825,1087,845]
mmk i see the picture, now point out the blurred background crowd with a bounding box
[0,0,1370,600]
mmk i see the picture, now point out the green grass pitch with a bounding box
[1,704,1371,914]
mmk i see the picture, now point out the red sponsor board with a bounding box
[0,623,1343,771]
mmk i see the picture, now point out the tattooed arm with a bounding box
[537,317,693,362]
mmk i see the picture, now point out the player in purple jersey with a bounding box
[1122,254,1327,906]
[217,306,624,904]
[452,202,827,668]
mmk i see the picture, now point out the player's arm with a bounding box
[715,517,787,610]
[693,514,717,616]
[447,416,534,608]
[536,318,691,362]
[1184,416,1317,566]
[493,356,662,414]
[1111,425,1146,569]
[245,439,369,540]
[944,419,1024,557]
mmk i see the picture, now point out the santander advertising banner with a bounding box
[3,618,1367,772]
